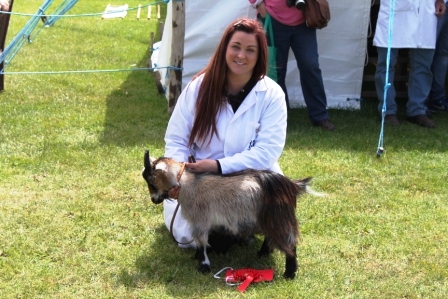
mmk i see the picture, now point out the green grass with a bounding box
[1,1,448,298]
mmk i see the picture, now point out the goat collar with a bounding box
[177,162,186,182]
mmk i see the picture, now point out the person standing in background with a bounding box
[248,0,335,131]
[374,0,446,128]
[427,0,448,113]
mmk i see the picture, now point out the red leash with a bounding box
[214,267,274,292]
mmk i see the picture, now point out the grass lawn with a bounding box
[1,1,447,298]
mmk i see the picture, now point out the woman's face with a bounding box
[225,31,259,78]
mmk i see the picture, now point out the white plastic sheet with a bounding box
[101,4,128,19]
[153,0,372,109]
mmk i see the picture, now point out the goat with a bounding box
[142,150,319,279]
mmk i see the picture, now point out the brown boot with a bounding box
[384,114,400,126]
[407,114,436,128]
[313,119,335,131]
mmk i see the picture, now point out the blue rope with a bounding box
[0,1,166,71]
[23,0,79,44]
[0,1,173,89]
[376,0,396,157]
[0,66,183,75]
[0,0,54,66]
[0,1,166,18]
[44,0,78,27]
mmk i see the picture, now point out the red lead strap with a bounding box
[214,267,274,292]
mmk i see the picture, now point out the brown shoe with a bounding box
[313,118,335,131]
[384,114,400,126]
[407,114,436,128]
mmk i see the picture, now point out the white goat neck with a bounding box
[154,160,186,182]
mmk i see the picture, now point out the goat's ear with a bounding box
[144,150,152,172]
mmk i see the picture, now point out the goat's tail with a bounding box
[257,171,303,256]
[292,177,326,197]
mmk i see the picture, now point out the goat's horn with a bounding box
[144,150,152,171]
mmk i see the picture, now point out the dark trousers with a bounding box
[271,17,329,123]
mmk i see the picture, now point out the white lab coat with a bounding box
[165,73,287,174]
[163,73,287,247]
[374,0,438,49]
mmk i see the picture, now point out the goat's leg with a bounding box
[257,236,273,257]
[283,246,298,279]
[195,245,211,273]
[192,228,211,273]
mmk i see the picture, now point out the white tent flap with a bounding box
[153,0,372,110]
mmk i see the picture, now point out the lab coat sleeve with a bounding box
[218,80,287,173]
[164,80,198,162]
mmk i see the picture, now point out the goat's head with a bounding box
[142,150,182,204]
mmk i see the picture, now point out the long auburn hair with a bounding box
[188,17,268,147]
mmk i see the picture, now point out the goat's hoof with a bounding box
[198,263,211,274]
[283,271,296,279]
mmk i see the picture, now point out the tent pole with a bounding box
[167,0,185,114]
[0,0,14,91]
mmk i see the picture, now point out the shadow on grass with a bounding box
[99,61,448,154]
[99,49,169,148]
[285,97,448,154]
[117,224,281,295]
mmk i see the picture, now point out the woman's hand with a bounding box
[168,185,180,199]
[0,0,9,11]
[257,2,267,18]
[168,159,218,198]
[436,0,446,17]
[186,159,218,173]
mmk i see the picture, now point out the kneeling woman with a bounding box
[163,17,287,250]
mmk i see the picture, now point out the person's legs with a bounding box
[375,47,398,116]
[289,23,329,123]
[407,48,435,117]
[428,4,448,109]
[271,18,293,109]
[406,48,436,128]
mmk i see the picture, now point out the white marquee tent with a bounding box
[152,0,373,110]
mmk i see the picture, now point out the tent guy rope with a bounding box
[376,0,396,158]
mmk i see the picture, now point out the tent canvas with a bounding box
[153,0,372,109]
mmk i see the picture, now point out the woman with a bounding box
[163,17,287,249]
